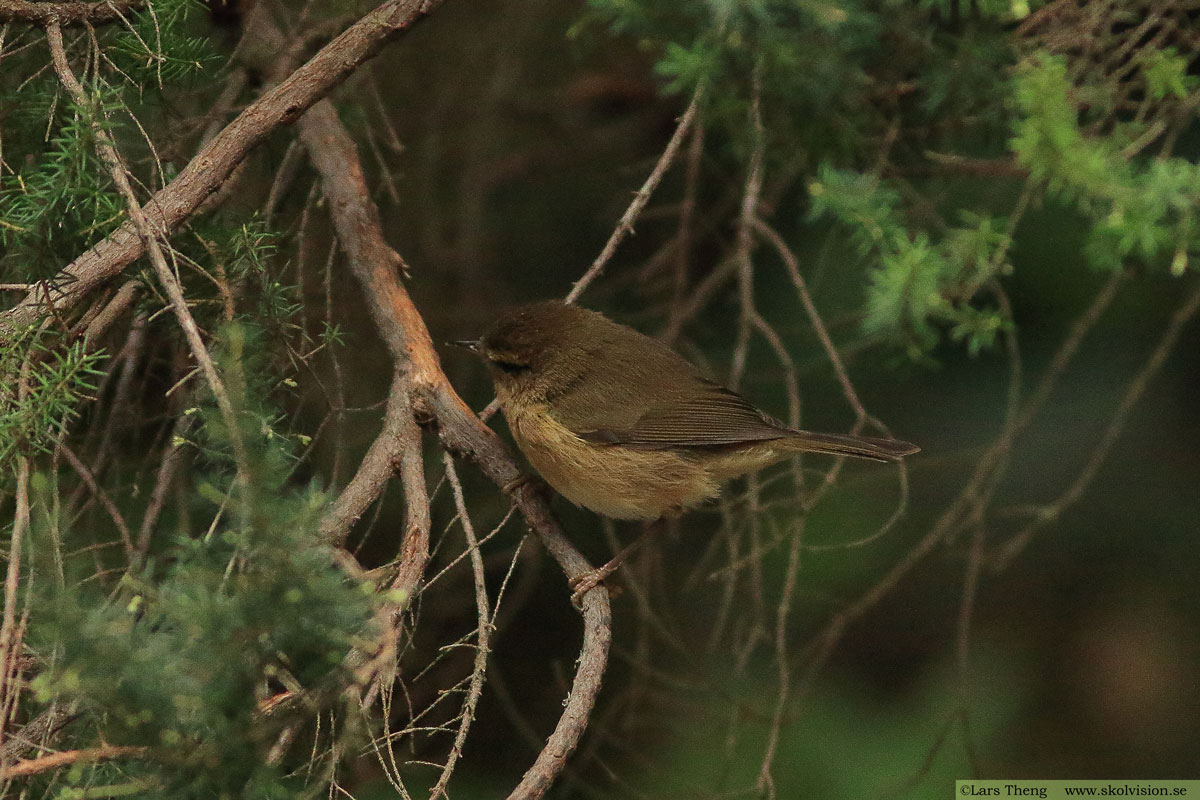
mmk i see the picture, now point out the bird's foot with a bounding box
[569,562,625,608]
[569,540,647,607]
[569,519,668,608]
[501,473,550,499]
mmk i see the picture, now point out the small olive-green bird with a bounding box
[458,301,919,522]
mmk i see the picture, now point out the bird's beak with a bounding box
[448,339,481,354]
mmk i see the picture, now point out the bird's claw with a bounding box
[502,473,550,499]
[569,566,624,608]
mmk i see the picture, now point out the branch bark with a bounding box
[297,98,611,800]
[0,745,146,779]
[0,705,77,766]
[47,20,251,481]
[0,0,445,345]
[0,0,142,25]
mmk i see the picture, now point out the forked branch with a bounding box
[297,98,612,800]
[1,0,446,344]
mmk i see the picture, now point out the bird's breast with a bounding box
[503,402,720,521]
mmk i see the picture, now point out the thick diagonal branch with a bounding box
[1,0,444,344]
[0,0,142,25]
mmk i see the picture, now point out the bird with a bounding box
[455,301,918,599]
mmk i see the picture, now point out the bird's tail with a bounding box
[779,430,920,462]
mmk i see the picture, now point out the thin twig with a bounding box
[943,502,989,791]
[58,443,134,559]
[46,21,250,481]
[792,269,1127,703]
[669,119,704,311]
[429,455,493,799]
[751,218,877,426]
[136,415,192,559]
[565,85,703,305]
[729,64,765,392]
[0,458,31,756]
[755,517,805,799]
[993,277,1200,568]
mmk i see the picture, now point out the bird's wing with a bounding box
[556,365,789,450]
[541,321,791,450]
[580,382,790,450]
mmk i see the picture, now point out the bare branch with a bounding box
[501,587,610,800]
[0,0,142,26]
[0,0,447,343]
[0,458,31,756]
[0,745,146,779]
[136,416,190,559]
[565,86,703,305]
[429,454,493,799]
[47,20,251,480]
[669,119,705,311]
[59,443,133,559]
[993,277,1200,568]
[751,218,876,427]
[317,370,418,545]
[756,516,804,799]
[793,269,1128,703]
[295,96,612,800]
[79,280,139,347]
[298,101,422,371]
[729,63,765,392]
[296,102,432,714]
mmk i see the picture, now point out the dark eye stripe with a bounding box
[492,360,528,374]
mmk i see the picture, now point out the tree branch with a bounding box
[0,458,31,756]
[0,0,446,344]
[993,276,1200,568]
[58,443,134,559]
[46,20,251,481]
[0,745,146,779]
[0,705,77,766]
[792,269,1128,703]
[296,97,611,800]
[429,454,493,799]
[565,85,703,305]
[0,0,142,26]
